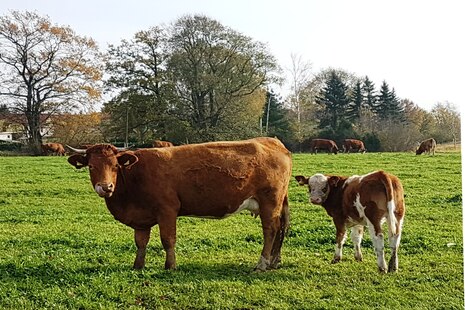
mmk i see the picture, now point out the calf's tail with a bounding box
[380,172,398,236]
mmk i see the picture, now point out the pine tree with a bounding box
[348,80,363,121]
[377,81,404,120]
[262,90,291,139]
[316,71,351,130]
[362,76,377,113]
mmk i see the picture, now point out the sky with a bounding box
[1,0,464,114]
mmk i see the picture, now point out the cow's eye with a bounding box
[322,186,328,193]
[88,165,94,170]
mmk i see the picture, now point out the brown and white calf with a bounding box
[295,171,405,273]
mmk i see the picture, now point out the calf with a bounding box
[342,139,366,153]
[295,171,405,273]
[416,138,436,155]
[309,139,338,154]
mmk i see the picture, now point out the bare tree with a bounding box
[431,102,461,147]
[0,11,103,154]
[286,54,313,150]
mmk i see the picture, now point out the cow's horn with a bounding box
[115,147,128,152]
[66,145,87,154]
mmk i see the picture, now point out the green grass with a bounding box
[0,151,462,309]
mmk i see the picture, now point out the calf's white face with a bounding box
[308,174,330,205]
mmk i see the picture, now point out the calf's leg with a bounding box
[350,225,364,262]
[133,229,151,269]
[332,224,347,263]
[367,221,387,273]
[387,218,403,272]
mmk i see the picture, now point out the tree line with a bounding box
[0,11,460,154]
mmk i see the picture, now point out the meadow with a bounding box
[0,150,462,309]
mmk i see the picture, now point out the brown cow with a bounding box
[67,137,292,271]
[416,138,436,155]
[153,140,174,148]
[42,143,66,156]
[309,139,338,154]
[295,170,405,273]
[342,139,366,153]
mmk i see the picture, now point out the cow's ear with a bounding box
[295,175,309,186]
[68,154,88,169]
[328,176,341,187]
[117,152,138,169]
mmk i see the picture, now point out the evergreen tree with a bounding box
[315,71,351,130]
[362,76,377,113]
[348,80,363,121]
[262,90,291,140]
[377,81,404,120]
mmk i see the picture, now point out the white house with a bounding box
[0,132,14,141]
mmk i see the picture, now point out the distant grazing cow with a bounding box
[42,143,66,156]
[309,139,338,154]
[416,138,436,155]
[67,138,292,271]
[295,170,405,273]
[153,140,174,148]
[342,139,366,153]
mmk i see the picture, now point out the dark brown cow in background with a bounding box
[416,138,436,155]
[42,143,66,156]
[67,137,292,272]
[342,139,366,153]
[309,139,338,154]
[295,170,405,273]
[153,140,174,148]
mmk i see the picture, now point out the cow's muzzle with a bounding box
[95,182,114,197]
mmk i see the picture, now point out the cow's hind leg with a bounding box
[133,229,151,270]
[366,220,387,273]
[158,219,177,270]
[351,225,364,262]
[388,217,403,272]
[269,196,290,269]
[255,199,281,272]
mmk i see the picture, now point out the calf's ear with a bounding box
[295,175,309,186]
[68,154,88,169]
[117,152,139,169]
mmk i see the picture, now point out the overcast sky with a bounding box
[1,0,463,114]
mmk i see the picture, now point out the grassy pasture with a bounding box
[0,150,462,309]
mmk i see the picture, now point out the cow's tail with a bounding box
[280,194,290,237]
[380,172,397,236]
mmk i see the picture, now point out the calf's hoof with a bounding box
[331,257,341,264]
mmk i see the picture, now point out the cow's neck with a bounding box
[321,183,346,217]
[104,168,130,212]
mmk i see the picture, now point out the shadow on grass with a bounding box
[0,258,305,286]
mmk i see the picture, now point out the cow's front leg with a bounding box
[158,219,177,270]
[332,223,347,264]
[133,229,151,270]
